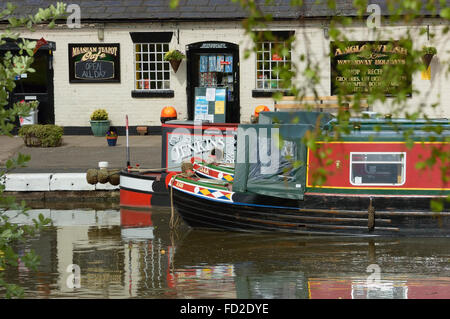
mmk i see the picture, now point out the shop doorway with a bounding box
[1,38,55,128]
[186,41,240,123]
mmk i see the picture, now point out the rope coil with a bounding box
[169,173,182,230]
[368,197,375,231]
[86,168,120,186]
[169,161,196,230]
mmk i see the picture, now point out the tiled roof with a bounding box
[0,0,447,21]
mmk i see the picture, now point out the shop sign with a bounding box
[330,41,411,96]
[167,129,236,168]
[200,43,228,49]
[68,43,120,83]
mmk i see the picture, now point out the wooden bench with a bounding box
[274,96,370,113]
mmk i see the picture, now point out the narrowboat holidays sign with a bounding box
[68,43,120,83]
[330,41,411,96]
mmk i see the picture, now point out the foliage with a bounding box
[90,109,109,121]
[106,127,118,137]
[422,46,437,55]
[0,2,66,298]
[13,100,39,110]
[18,124,64,147]
[226,0,449,211]
[164,49,185,61]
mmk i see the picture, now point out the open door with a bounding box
[186,41,240,123]
[1,38,55,128]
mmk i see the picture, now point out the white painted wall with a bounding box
[292,19,450,118]
[8,18,450,128]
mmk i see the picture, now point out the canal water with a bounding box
[1,206,449,299]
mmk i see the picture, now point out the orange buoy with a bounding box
[160,106,177,123]
[254,105,270,117]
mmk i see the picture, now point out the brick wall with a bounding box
[9,18,450,128]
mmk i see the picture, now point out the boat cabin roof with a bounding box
[234,112,449,200]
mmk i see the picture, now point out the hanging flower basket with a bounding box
[421,54,434,69]
[169,59,182,73]
[164,50,185,73]
[421,46,437,69]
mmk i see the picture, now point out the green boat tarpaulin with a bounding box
[232,123,313,200]
[259,111,334,127]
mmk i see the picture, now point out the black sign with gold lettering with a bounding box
[331,41,411,96]
[68,43,120,83]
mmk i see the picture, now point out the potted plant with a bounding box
[106,127,118,146]
[421,46,437,69]
[90,109,110,137]
[16,100,39,126]
[164,49,185,73]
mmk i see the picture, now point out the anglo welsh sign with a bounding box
[330,41,412,96]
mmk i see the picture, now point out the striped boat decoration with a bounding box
[192,162,234,182]
[169,177,234,203]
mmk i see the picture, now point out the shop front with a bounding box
[186,41,240,124]
[1,38,56,128]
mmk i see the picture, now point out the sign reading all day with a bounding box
[330,41,412,96]
[68,43,120,83]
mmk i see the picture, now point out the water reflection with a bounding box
[1,207,449,299]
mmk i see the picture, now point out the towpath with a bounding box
[0,135,162,173]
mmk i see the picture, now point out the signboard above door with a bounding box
[68,43,120,83]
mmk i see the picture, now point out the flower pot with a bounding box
[421,53,434,69]
[20,109,38,126]
[169,59,182,73]
[90,120,110,137]
[107,136,118,146]
[136,126,148,135]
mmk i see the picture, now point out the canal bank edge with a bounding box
[1,173,119,203]
[2,173,118,191]
[7,190,119,205]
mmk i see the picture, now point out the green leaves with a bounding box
[18,124,64,147]
[19,250,41,271]
[440,7,450,19]
[430,199,444,212]
[33,213,52,229]
[0,1,65,299]
[169,0,180,9]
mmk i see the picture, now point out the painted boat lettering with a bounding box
[175,181,184,188]
[198,166,210,175]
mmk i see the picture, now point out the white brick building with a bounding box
[1,0,449,134]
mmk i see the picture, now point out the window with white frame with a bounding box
[134,43,170,90]
[350,152,406,186]
[256,40,292,90]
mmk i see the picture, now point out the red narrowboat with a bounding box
[169,112,450,237]
[119,121,237,209]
